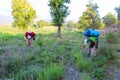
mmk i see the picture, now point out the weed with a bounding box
[105,32,118,43]
[83,71,90,80]
[73,53,93,72]
[12,54,24,67]
[92,67,105,80]
[92,55,107,67]
[42,63,64,80]
[98,43,117,60]
[36,35,43,46]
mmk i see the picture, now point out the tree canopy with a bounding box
[77,2,102,30]
[115,5,120,21]
[11,0,37,29]
[37,20,51,28]
[48,0,71,37]
[102,12,117,27]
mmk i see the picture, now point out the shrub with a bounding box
[92,55,107,67]
[97,43,116,60]
[92,68,104,80]
[36,34,43,46]
[105,32,118,43]
[13,66,42,80]
[12,54,24,67]
[41,63,64,80]
[73,53,93,71]
[81,71,90,80]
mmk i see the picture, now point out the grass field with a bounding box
[0,26,83,80]
[0,26,119,80]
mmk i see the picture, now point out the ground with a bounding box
[0,26,120,80]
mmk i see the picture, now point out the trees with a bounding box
[115,5,120,21]
[37,20,51,28]
[77,2,101,30]
[11,0,37,29]
[67,20,76,28]
[102,12,117,27]
[48,0,71,37]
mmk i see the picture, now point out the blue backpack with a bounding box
[84,29,100,37]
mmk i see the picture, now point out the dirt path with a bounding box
[63,63,81,80]
[61,53,81,80]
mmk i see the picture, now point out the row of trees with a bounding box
[11,0,120,37]
[67,2,120,30]
[11,0,70,37]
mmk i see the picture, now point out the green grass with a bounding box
[0,26,82,79]
[72,53,93,72]
[0,26,119,80]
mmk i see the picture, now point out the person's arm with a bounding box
[80,39,88,53]
[81,44,86,53]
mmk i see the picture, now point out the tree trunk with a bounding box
[57,26,61,38]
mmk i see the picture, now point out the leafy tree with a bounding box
[37,20,51,28]
[77,2,102,30]
[67,20,76,28]
[48,0,71,37]
[115,5,120,21]
[11,0,37,29]
[102,12,117,27]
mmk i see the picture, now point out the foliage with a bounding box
[97,42,117,60]
[105,32,118,43]
[92,68,104,80]
[12,63,64,80]
[67,20,76,28]
[42,63,64,80]
[48,0,71,37]
[115,5,120,21]
[37,20,51,28]
[102,12,117,27]
[72,53,92,71]
[92,55,107,67]
[81,71,90,80]
[11,0,37,29]
[77,2,102,30]
[36,34,43,46]
[0,26,119,80]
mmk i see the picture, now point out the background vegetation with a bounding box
[0,25,119,80]
[0,0,120,80]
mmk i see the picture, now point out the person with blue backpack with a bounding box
[81,29,100,57]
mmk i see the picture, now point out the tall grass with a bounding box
[41,63,64,80]
[105,32,118,43]
[72,53,93,72]
[11,63,64,80]
[0,25,118,80]
[97,43,117,60]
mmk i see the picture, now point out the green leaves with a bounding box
[78,2,101,30]
[11,0,37,29]
[48,0,70,37]
[102,12,117,27]
[48,1,70,25]
[115,5,120,21]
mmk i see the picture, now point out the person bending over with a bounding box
[25,31,36,46]
[81,36,99,57]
